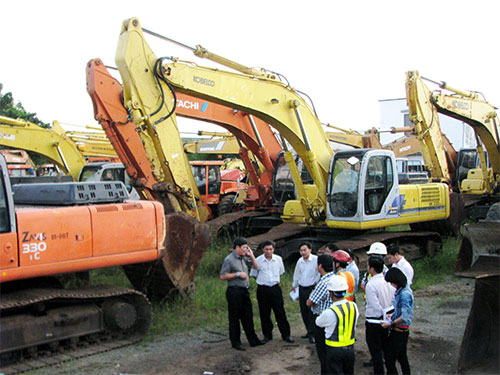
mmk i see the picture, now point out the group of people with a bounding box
[219,237,415,375]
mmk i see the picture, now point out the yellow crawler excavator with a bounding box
[0,115,118,180]
[111,18,454,262]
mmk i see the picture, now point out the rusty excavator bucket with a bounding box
[123,212,210,300]
[457,275,499,374]
[455,203,500,277]
[455,203,499,373]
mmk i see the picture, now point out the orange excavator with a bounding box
[86,60,283,218]
[0,153,166,372]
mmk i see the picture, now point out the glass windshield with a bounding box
[329,156,360,217]
[192,165,207,190]
[0,173,10,232]
[272,153,313,206]
[79,166,101,182]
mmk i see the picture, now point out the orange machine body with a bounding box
[0,200,165,283]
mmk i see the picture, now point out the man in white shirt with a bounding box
[386,243,414,285]
[291,241,320,343]
[365,256,395,375]
[251,240,293,343]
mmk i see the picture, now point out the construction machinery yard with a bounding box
[0,15,498,375]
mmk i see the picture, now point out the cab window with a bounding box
[364,156,393,215]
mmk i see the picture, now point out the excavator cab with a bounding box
[272,152,314,209]
[327,150,401,227]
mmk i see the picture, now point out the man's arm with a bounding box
[291,260,301,290]
[315,309,335,328]
[246,248,259,270]
[220,257,248,280]
[220,272,248,280]
[365,282,383,314]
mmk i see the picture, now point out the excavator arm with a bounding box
[0,116,87,180]
[325,126,383,149]
[116,18,333,223]
[405,71,454,184]
[87,58,210,299]
[406,70,500,194]
[86,59,280,210]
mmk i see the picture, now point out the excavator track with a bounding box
[0,285,151,374]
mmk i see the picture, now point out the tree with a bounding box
[0,83,51,165]
[0,83,48,127]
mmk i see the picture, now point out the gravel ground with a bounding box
[28,276,489,375]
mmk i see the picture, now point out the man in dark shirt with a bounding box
[220,237,264,351]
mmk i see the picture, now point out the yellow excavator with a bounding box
[0,115,118,180]
[406,71,499,204]
[406,71,499,374]
[111,18,454,262]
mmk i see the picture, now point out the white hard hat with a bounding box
[367,242,387,255]
[327,275,348,292]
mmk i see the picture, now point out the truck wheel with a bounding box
[218,194,238,216]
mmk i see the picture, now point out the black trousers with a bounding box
[325,345,355,375]
[366,321,389,375]
[256,284,291,339]
[385,330,410,375]
[226,286,260,347]
[314,318,327,375]
[299,285,315,336]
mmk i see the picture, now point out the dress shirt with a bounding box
[316,300,359,338]
[250,254,284,286]
[220,251,249,288]
[365,273,395,319]
[309,272,334,315]
[292,254,320,288]
[393,256,414,285]
[346,261,360,292]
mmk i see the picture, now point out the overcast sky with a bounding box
[2,0,499,139]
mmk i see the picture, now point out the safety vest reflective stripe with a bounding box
[325,301,356,347]
[339,271,355,302]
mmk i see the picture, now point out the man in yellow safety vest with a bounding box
[315,275,359,375]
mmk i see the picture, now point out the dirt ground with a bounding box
[30,277,490,375]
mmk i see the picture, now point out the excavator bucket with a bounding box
[457,275,499,374]
[455,203,500,277]
[123,213,210,300]
[455,203,499,373]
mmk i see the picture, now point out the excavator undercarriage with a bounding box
[0,285,151,374]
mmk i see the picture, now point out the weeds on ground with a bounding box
[411,236,461,291]
[90,266,132,288]
[148,239,301,338]
[91,235,461,339]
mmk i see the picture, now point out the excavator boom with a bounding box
[86,58,209,299]
[405,71,453,184]
[116,18,333,225]
[406,70,500,194]
[0,116,87,180]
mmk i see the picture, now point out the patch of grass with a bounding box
[411,236,461,291]
[90,235,462,341]
[90,266,132,288]
[146,239,302,339]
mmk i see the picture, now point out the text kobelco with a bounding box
[193,76,215,87]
